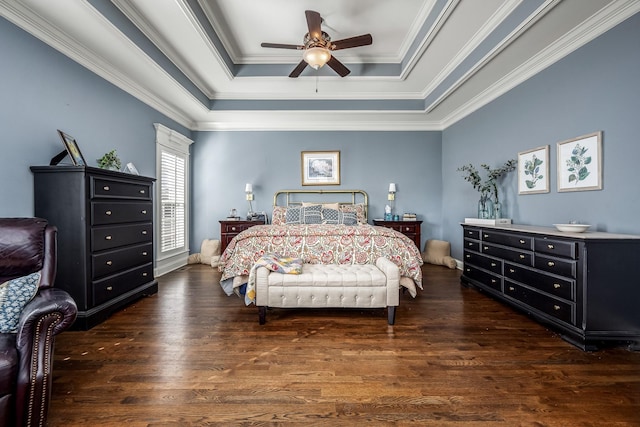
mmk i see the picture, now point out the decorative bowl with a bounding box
[553,224,591,233]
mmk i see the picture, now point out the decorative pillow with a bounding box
[340,203,366,224]
[421,239,457,269]
[200,239,220,264]
[322,208,357,225]
[0,271,41,333]
[285,205,322,224]
[302,202,340,211]
[272,206,286,225]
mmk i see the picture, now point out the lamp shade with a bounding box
[245,183,252,193]
[388,183,396,193]
[303,47,331,70]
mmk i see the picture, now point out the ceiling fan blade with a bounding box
[305,10,322,40]
[331,34,373,50]
[289,60,308,78]
[326,56,350,77]
[261,42,304,50]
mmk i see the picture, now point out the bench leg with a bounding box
[258,306,266,325]
[387,306,396,325]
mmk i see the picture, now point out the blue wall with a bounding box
[442,12,640,259]
[3,11,639,262]
[191,131,442,251]
[0,17,189,217]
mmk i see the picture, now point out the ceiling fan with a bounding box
[260,10,373,78]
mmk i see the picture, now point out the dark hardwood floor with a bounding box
[48,264,640,426]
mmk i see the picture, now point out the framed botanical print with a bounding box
[301,151,340,186]
[518,145,549,194]
[557,131,602,192]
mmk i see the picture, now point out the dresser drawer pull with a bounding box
[548,261,555,267]
[103,186,110,191]
[142,210,147,214]
[519,254,525,259]
[553,283,561,289]
[468,231,473,235]
[106,261,113,266]
[466,268,471,272]
[142,272,148,277]
[404,227,410,231]
[491,279,496,283]
[508,286,515,291]
[140,189,146,194]
[509,268,515,273]
[142,230,148,235]
[519,239,525,244]
[142,251,148,256]
[490,262,497,267]
[105,210,112,216]
[483,234,488,238]
[106,286,113,291]
[548,244,554,249]
[231,226,237,231]
[105,235,112,240]
[484,246,489,250]
[465,254,470,258]
[553,305,561,311]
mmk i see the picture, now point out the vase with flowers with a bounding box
[458,159,517,219]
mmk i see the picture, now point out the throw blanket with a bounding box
[245,253,303,305]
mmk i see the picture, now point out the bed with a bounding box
[218,189,424,302]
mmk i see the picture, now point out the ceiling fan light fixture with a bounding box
[303,46,331,69]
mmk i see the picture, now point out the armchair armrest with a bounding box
[14,288,77,426]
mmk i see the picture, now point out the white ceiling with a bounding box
[1,0,639,131]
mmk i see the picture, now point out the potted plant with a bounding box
[458,159,516,219]
[97,150,122,171]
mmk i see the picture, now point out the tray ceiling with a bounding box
[1,0,638,131]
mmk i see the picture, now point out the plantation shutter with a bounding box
[160,150,186,253]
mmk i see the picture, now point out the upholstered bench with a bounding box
[255,257,400,325]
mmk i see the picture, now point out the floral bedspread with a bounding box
[218,224,423,296]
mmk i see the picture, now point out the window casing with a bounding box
[154,123,192,276]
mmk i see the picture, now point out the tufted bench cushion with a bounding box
[256,257,400,325]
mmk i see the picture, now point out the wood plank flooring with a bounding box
[48,264,640,426]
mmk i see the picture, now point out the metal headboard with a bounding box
[273,189,368,222]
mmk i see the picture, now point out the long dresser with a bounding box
[461,223,640,351]
[31,165,158,329]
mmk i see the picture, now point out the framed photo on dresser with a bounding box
[57,130,87,166]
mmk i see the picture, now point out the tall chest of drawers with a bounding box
[461,224,640,350]
[31,166,158,329]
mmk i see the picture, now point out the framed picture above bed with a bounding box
[301,151,340,186]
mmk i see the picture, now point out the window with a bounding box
[155,123,193,275]
[160,151,185,253]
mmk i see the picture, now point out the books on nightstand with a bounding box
[402,213,417,221]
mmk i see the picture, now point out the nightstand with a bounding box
[373,219,422,249]
[219,219,265,252]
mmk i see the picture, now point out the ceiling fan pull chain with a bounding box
[315,72,319,93]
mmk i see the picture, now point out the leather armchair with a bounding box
[0,218,77,427]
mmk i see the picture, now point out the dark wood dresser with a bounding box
[31,165,157,329]
[373,219,422,249]
[220,219,266,253]
[461,223,640,350]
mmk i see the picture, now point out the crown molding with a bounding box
[440,0,640,129]
[192,110,443,132]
